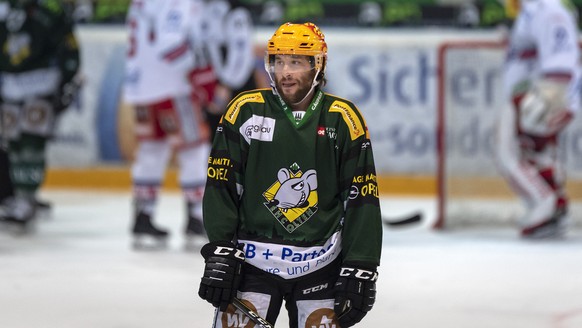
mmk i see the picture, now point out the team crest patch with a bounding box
[263,163,318,233]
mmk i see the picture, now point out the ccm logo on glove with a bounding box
[214,246,245,260]
[339,267,378,281]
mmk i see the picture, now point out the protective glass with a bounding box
[266,55,315,75]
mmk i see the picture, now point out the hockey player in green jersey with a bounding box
[198,22,382,328]
[0,0,80,228]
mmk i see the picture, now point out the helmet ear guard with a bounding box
[315,56,326,84]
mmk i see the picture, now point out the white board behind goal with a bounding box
[434,41,582,230]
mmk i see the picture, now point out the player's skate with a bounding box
[521,201,569,239]
[0,196,37,234]
[131,211,169,250]
[35,198,52,220]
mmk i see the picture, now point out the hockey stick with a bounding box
[232,298,273,328]
[383,212,423,227]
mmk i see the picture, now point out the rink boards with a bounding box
[44,167,582,199]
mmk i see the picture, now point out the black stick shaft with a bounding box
[383,212,423,226]
[232,298,273,328]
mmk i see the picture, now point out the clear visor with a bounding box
[265,54,316,74]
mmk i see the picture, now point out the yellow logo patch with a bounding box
[224,92,265,124]
[329,100,365,140]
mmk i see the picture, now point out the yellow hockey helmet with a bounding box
[265,22,328,76]
[505,0,520,20]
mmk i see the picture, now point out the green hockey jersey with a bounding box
[0,0,79,84]
[203,88,382,279]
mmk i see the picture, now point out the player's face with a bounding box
[272,55,316,104]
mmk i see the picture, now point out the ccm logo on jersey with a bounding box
[302,283,329,295]
[339,267,378,281]
[214,246,245,260]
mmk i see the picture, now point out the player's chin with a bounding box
[280,90,299,102]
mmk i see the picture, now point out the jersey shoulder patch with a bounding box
[224,90,266,124]
[328,98,366,140]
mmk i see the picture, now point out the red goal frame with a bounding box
[434,40,507,230]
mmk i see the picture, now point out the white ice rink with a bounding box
[1,190,582,328]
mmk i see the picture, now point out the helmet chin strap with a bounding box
[270,68,321,108]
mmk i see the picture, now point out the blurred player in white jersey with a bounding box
[195,0,261,139]
[123,0,213,249]
[496,0,580,238]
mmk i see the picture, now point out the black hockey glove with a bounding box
[334,265,378,328]
[198,241,245,311]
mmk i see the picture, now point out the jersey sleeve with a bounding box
[332,99,383,268]
[48,3,80,86]
[202,92,256,242]
[533,4,579,77]
[531,3,580,114]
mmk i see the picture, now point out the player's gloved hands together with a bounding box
[198,241,245,311]
[516,79,573,137]
[334,265,378,328]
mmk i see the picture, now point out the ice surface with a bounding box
[1,190,581,328]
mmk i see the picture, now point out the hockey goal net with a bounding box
[434,40,582,230]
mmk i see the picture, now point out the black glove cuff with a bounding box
[339,266,378,282]
[200,241,245,263]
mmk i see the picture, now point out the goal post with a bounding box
[434,40,582,230]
